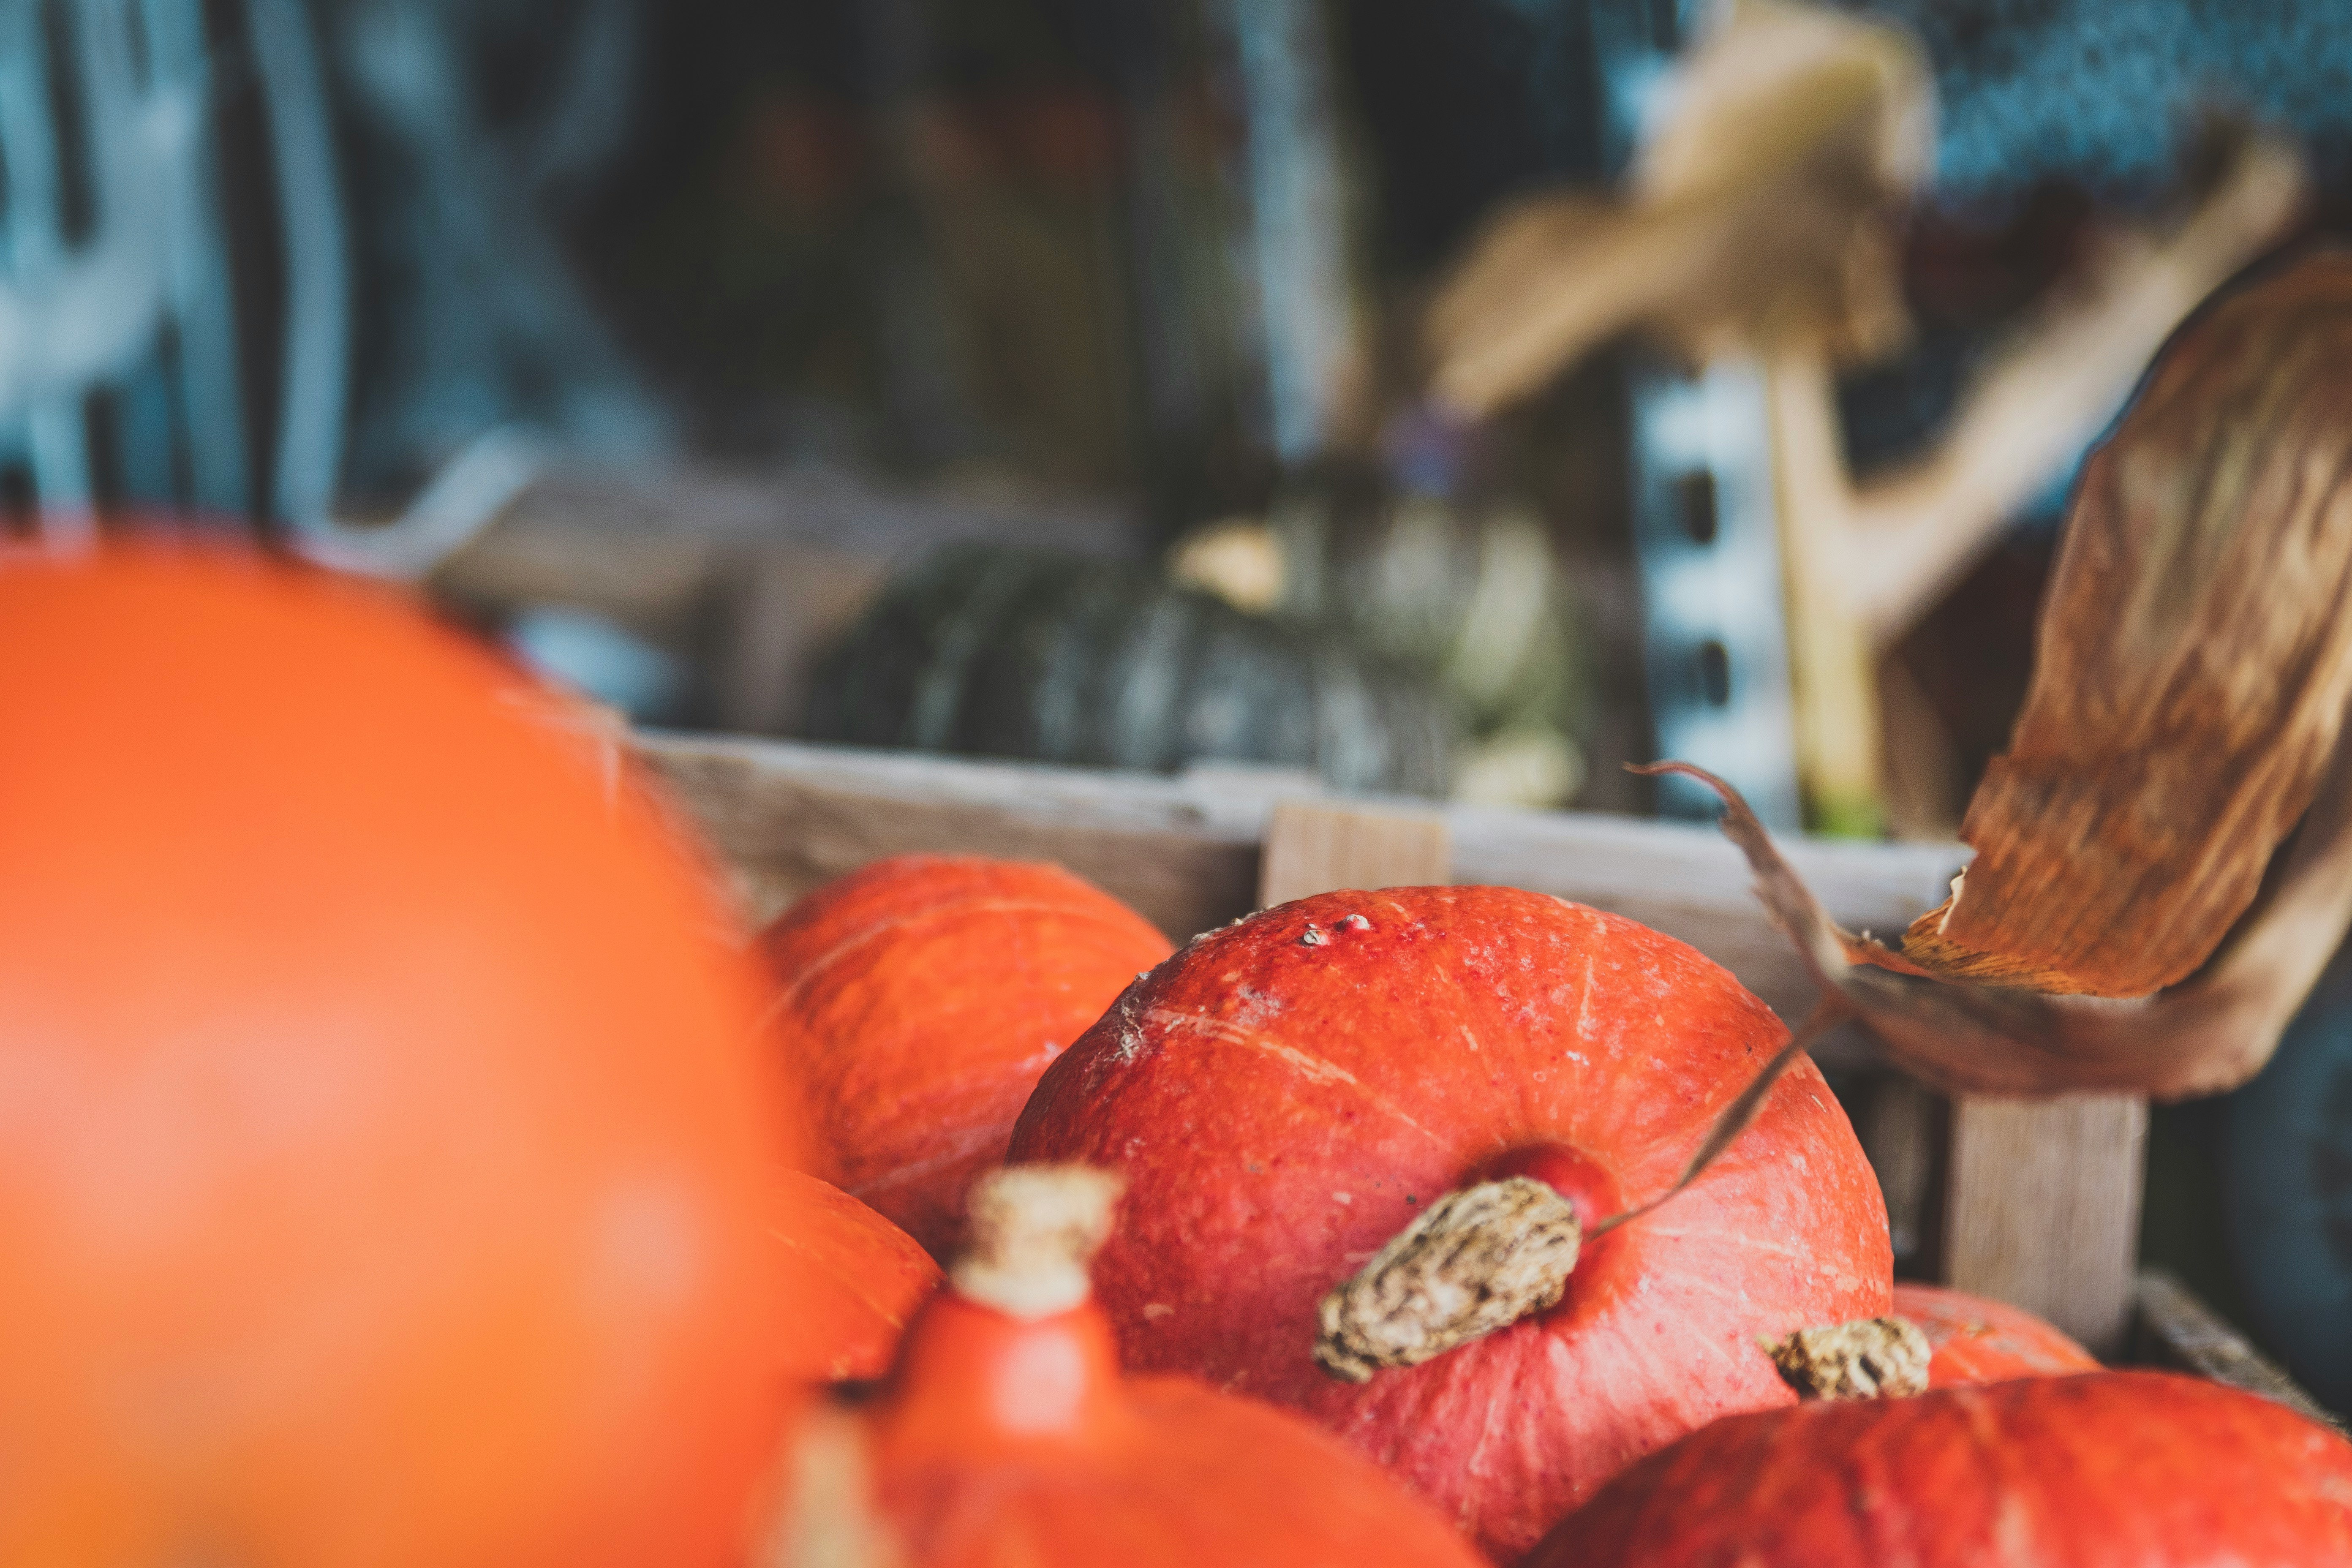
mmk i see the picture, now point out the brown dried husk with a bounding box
[1640,252,2352,1097]
[1893,253,2352,998]
[1653,729,2352,1099]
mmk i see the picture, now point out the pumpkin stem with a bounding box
[950,1164,1124,1319]
[759,1405,904,1568]
[1314,1176,1582,1382]
[1765,1317,1932,1400]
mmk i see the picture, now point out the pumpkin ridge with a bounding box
[767,1230,922,1328]
[765,895,1144,1015]
[844,1122,1010,1198]
[1139,1005,1450,1146]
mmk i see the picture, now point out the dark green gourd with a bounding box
[805,544,1459,795]
[1262,460,1580,740]
[1170,452,1590,805]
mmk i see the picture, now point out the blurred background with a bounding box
[3,0,2349,1402]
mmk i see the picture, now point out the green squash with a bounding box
[806,544,1461,795]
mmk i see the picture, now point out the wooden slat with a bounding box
[633,737,1261,942]
[1941,1093,2147,1357]
[1258,800,1451,907]
[632,734,1965,1049]
[2132,1270,2341,1431]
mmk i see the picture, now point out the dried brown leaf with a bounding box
[1642,751,2352,1099]
[1898,253,2352,998]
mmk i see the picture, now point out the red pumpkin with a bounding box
[1892,1282,2099,1386]
[1009,886,1891,1559]
[0,550,799,1568]
[1527,1369,2352,1566]
[775,1168,942,1381]
[759,854,1171,1257]
[800,1166,1489,1568]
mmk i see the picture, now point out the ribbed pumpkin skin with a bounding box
[761,856,1172,1256]
[1892,1282,2099,1386]
[775,1168,942,1381]
[805,543,1463,795]
[1530,1371,2352,1568]
[865,1291,1489,1568]
[1009,886,1890,1560]
[0,552,798,1568]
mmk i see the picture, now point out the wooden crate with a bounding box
[634,730,2336,1423]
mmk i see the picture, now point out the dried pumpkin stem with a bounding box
[1314,1176,1582,1383]
[1766,1317,1931,1400]
[1313,999,1848,1386]
[951,1165,1124,1320]
[759,1405,904,1568]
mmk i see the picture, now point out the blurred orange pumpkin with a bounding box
[776,1168,942,1381]
[758,854,1171,1257]
[790,1166,1491,1568]
[0,548,802,1568]
[1892,1282,2100,1386]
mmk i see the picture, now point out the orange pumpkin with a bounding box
[1010,886,1891,1558]
[1892,1282,2100,1386]
[0,549,798,1568]
[758,855,1171,1256]
[786,1166,1490,1568]
[776,1168,942,1381]
[1525,1371,2352,1567]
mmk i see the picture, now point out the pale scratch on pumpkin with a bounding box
[1642,1269,1758,1308]
[1674,1307,1758,1392]
[1576,949,1596,1043]
[1144,1007,1443,1144]
[762,896,1094,1018]
[1460,1358,1509,1492]
[769,1229,914,1326]
[1639,1225,1822,1269]
[851,1123,1004,1195]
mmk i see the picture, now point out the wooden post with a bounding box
[1258,800,1451,909]
[1766,349,1885,839]
[1939,1093,2148,1357]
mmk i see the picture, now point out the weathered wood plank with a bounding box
[632,733,1965,1046]
[633,736,1262,942]
[1258,800,1452,907]
[2134,1270,2341,1431]
[1941,1094,2148,1357]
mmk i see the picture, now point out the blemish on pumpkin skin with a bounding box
[1143,1302,1175,1320]
[1575,952,1597,1041]
[1231,984,1285,1026]
[1137,1010,1446,1145]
